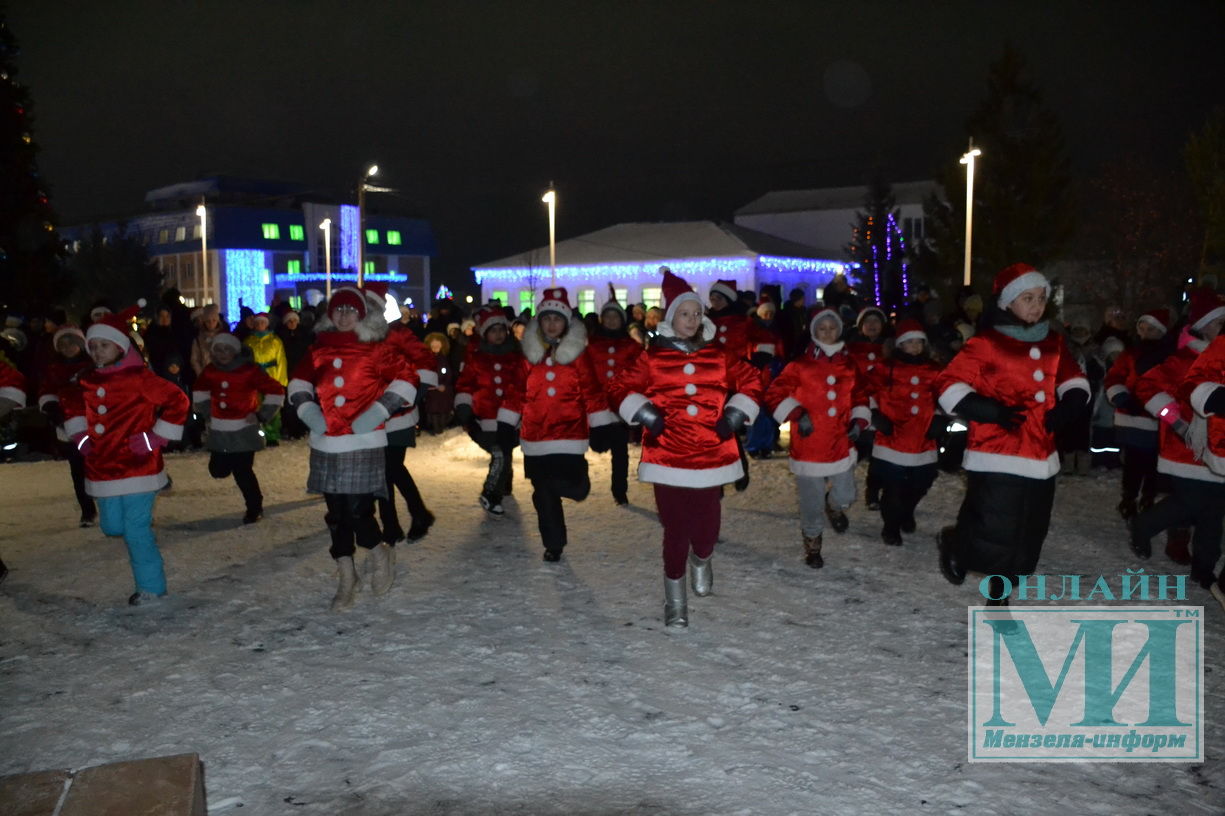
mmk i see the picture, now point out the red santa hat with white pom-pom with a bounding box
[474,304,510,336]
[709,279,738,304]
[993,263,1050,309]
[1136,307,1171,336]
[537,287,574,322]
[894,319,927,345]
[1188,288,1225,332]
[661,267,701,322]
[85,300,145,352]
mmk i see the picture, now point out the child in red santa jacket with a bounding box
[0,358,26,584]
[584,287,644,506]
[765,306,871,569]
[453,305,526,516]
[864,319,944,547]
[935,264,1090,606]
[192,332,285,524]
[504,287,618,560]
[37,325,97,527]
[287,286,418,611]
[1132,289,1225,608]
[609,268,763,627]
[847,306,889,509]
[60,307,190,606]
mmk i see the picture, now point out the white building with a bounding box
[734,181,938,255]
[472,220,851,316]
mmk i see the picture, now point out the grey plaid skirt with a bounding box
[307,446,388,498]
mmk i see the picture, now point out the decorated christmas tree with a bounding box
[846,174,910,312]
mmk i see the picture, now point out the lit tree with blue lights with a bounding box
[846,174,909,312]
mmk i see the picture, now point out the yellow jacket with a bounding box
[243,331,288,386]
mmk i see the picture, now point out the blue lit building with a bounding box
[61,176,436,319]
[472,221,852,317]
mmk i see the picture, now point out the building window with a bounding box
[363,260,376,276]
[491,290,508,307]
[386,230,402,246]
[289,224,305,241]
[287,259,301,274]
[193,224,202,240]
[519,290,534,315]
[261,223,280,240]
[289,295,302,310]
[641,286,661,309]
[613,287,627,307]
[365,228,380,245]
[157,228,169,244]
[174,226,186,241]
[578,288,595,317]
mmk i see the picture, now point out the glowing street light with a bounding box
[195,203,209,305]
[959,142,982,287]
[542,183,557,285]
[358,164,379,287]
[319,217,333,300]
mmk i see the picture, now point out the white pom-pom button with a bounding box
[826,375,836,385]
[334,396,345,407]
[686,404,698,416]
[96,387,106,397]
[1033,370,1044,381]
[718,336,726,344]
[495,388,503,396]
[910,405,919,415]
[607,359,615,367]
[607,346,616,354]
[910,376,920,385]
[493,363,502,371]
[546,358,554,366]
[826,390,837,401]
[685,383,697,395]
[910,392,919,399]
[1035,391,1046,403]
[606,370,614,379]
[333,376,344,387]
[683,363,696,375]
[494,376,503,384]
[333,358,342,368]
[827,406,837,417]
[97,405,107,415]
[1029,347,1041,360]
[545,372,554,381]
[868,352,876,360]
[221,381,229,389]
[94,423,105,434]
[547,387,556,397]
[219,401,227,409]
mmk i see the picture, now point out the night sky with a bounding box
[10,0,1225,292]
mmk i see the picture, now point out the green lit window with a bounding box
[365,229,380,244]
[289,224,305,240]
[287,259,301,275]
[491,291,508,307]
[641,286,661,309]
[364,261,376,276]
[386,230,402,245]
[519,290,534,315]
[578,288,595,316]
[261,223,280,240]
[613,287,628,307]
[289,296,302,310]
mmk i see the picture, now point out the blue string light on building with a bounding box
[224,249,269,320]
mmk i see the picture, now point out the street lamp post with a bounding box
[319,217,333,301]
[959,142,982,287]
[541,182,557,285]
[195,203,208,305]
[357,164,378,287]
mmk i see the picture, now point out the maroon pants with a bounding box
[653,483,722,579]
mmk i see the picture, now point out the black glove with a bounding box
[925,414,948,440]
[41,400,64,427]
[1205,387,1225,418]
[589,423,614,453]
[954,393,1025,431]
[749,351,773,369]
[870,409,895,436]
[1109,391,1143,415]
[794,409,814,437]
[634,401,665,436]
[847,419,867,442]
[496,420,518,451]
[1043,390,1089,434]
[453,402,474,428]
[714,405,750,441]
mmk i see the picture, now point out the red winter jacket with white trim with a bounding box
[193,362,286,432]
[766,342,871,476]
[37,355,91,411]
[609,318,763,488]
[746,315,785,360]
[60,348,189,497]
[847,339,887,379]
[1103,346,1163,432]
[509,319,618,456]
[0,361,27,414]
[708,309,751,362]
[1136,339,1222,484]
[584,329,644,394]
[1181,334,1225,477]
[866,352,943,467]
[936,326,1089,479]
[287,321,418,454]
[453,340,526,432]
[383,321,439,433]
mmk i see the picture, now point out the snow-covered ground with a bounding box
[1,430,1221,814]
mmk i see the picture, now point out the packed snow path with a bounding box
[1,430,1221,814]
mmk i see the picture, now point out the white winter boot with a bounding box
[688,553,713,597]
[664,576,688,628]
[330,556,359,612]
[368,543,394,596]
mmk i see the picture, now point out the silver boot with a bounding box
[664,576,688,628]
[330,556,359,612]
[368,543,394,596]
[689,553,713,596]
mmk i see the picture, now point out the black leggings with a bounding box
[208,451,262,512]
[323,493,380,559]
[525,454,591,554]
[65,444,95,518]
[377,444,429,542]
